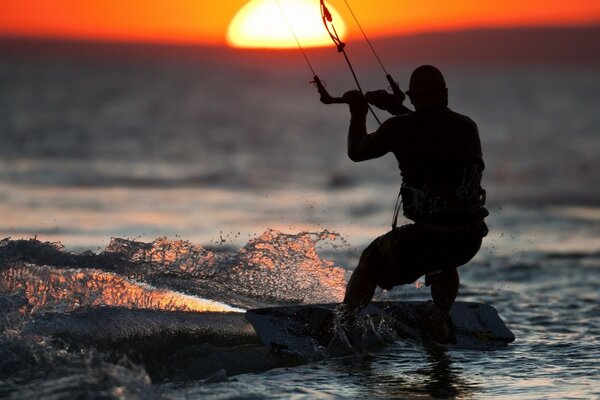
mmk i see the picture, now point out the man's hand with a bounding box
[365,89,395,111]
[343,90,368,116]
[366,89,409,115]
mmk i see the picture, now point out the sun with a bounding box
[227,0,347,49]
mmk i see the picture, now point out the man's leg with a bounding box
[342,228,409,314]
[429,267,459,313]
[342,251,378,313]
[426,267,459,341]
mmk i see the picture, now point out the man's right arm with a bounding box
[343,90,399,162]
[347,115,397,162]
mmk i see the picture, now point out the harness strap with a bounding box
[392,186,402,229]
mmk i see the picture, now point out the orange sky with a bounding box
[2,0,600,45]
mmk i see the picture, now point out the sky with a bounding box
[2,0,600,46]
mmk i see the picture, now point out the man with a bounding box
[340,65,488,341]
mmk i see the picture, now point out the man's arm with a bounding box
[389,103,413,116]
[365,90,413,116]
[343,90,398,162]
[347,112,396,162]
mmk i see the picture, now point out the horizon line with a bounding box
[1,23,599,50]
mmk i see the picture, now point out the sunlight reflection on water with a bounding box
[1,264,242,313]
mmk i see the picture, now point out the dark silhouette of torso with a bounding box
[348,105,486,227]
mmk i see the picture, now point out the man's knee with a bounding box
[361,251,416,290]
[356,244,389,289]
[428,268,459,286]
[357,231,419,290]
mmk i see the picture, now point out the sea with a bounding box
[1,40,599,399]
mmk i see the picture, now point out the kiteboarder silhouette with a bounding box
[277,0,488,342]
[339,65,489,342]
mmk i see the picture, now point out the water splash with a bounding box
[0,230,348,392]
[0,229,347,315]
[104,236,218,279]
[104,230,347,304]
[1,264,241,314]
[326,305,400,358]
[231,229,346,303]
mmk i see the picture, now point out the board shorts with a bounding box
[360,221,488,290]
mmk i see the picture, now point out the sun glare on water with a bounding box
[227,0,347,49]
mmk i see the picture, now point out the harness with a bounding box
[392,162,487,229]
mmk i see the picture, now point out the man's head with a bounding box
[406,65,448,110]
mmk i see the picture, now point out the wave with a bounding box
[0,229,347,390]
[0,230,346,315]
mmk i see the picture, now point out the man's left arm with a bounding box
[365,90,412,116]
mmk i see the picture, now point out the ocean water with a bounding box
[1,49,600,399]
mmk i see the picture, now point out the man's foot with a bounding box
[424,304,452,343]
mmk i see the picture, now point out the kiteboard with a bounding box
[246,301,515,360]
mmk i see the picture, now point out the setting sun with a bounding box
[227,0,346,49]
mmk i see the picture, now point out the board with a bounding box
[246,301,515,360]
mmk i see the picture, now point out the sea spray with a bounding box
[0,229,349,389]
[1,229,347,315]
[105,229,347,304]
[0,264,241,313]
